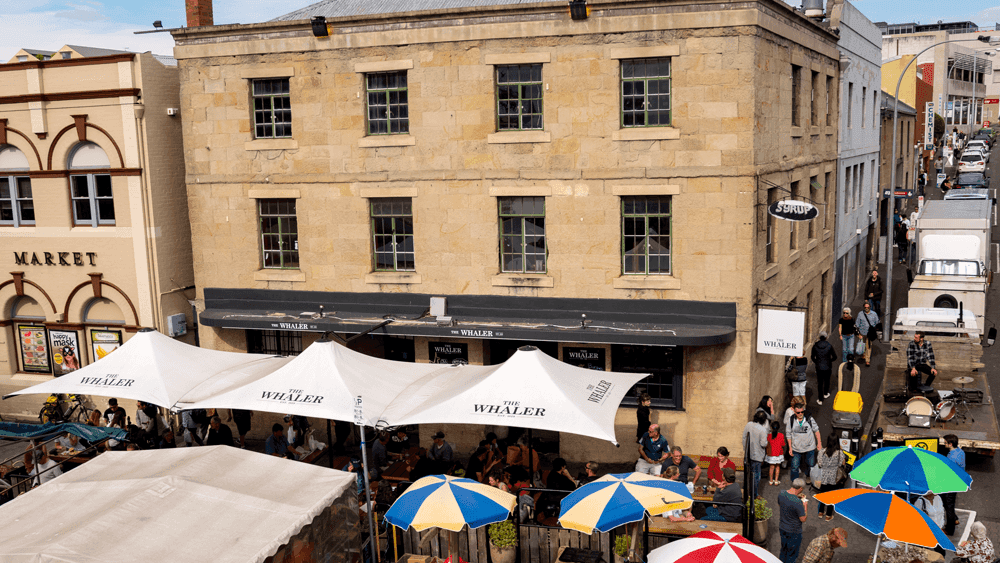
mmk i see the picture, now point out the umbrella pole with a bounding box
[327,419,334,468]
[359,422,379,563]
[872,533,883,563]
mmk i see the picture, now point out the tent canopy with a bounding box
[0,422,126,442]
[0,446,356,563]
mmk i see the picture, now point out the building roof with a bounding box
[61,44,130,57]
[22,49,55,57]
[273,0,546,21]
[880,90,917,116]
[152,53,178,66]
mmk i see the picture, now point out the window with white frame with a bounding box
[0,145,34,227]
[68,142,114,227]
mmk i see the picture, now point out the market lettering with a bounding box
[588,380,612,403]
[472,404,546,416]
[459,329,493,337]
[260,391,324,404]
[80,376,134,387]
[13,251,96,266]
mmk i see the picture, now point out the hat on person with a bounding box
[831,527,848,547]
[722,467,736,483]
[108,398,118,406]
[433,431,445,440]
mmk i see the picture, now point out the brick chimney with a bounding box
[186,0,214,28]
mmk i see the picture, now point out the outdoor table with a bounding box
[877,542,943,563]
[381,460,412,482]
[49,452,94,465]
[647,517,742,537]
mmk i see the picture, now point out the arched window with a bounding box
[83,297,125,325]
[0,145,34,227]
[68,142,114,227]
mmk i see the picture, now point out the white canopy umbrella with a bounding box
[174,339,444,426]
[2,329,285,408]
[380,346,648,444]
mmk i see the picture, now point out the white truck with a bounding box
[908,199,993,320]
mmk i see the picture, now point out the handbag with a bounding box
[854,338,866,356]
[809,463,823,485]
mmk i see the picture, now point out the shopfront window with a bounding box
[247,330,302,356]
[613,344,683,409]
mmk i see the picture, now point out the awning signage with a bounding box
[768,200,818,221]
[429,341,468,365]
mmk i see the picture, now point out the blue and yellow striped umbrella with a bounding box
[384,475,516,532]
[559,473,693,534]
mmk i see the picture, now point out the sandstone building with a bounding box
[173,0,840,463]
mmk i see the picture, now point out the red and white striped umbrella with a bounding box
[648,531,780,563]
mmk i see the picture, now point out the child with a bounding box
[766,421,785,485]
[636,393,651,444]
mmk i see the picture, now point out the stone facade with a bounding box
[0,52,195,417]
[174,0,839,462]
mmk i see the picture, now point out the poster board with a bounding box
[563,346,606,371]
[428,341,468,365]
[756,309,805,356]
[90,329,123,361]
[49,330,82,376]
[905,437,938,453]
[17,324,50,373]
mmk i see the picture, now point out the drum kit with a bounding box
[902,376,977,427]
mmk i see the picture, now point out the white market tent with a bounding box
[3,330,288,408]
[0,446,357,563]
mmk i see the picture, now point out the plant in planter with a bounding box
[613,535,641,563]
[747,497,773,544]
[488,520,518,563]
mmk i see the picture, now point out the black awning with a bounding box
[199,288,737,347]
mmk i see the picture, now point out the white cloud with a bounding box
[0,11,176,60]
[975,5,1000,21]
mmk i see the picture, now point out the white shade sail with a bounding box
[3,330,285,408]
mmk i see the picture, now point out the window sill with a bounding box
[491,274,554,288]
[245,138,298,151]
[765,263,779,280]
[823,230,833,242]
[612,275,680,290]
[826,126,834,135]
[791,127,804,138]
[789,249,801,264]
[254,269,305,282]
[487,131,551,144]
[807,238,819,252]
[612,127,680,141]
[810,126,821,136]
[358,135,416,148]
[365,271,422,285]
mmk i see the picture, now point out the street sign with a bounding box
[354,395,364,426]
[924,102,935,145]
[985,98,999,105]
[885,189,913,198]
[767,200,818,221]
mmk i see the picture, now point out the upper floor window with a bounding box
[68,142,113,227]
[366,71,409,135]
[258,199,298,269]
[621,58,671,128]
[496,64,543,131]
[498,196,546,273]
[622,196,671,275]
[792,64,802,127]
[371,198,415,272]
[0,145,33,227]
[252,78,292,139]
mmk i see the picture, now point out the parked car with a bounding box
[958,151,987,173]
[966,140,990,160]
[954,171,990,190]
[944,187,990,200]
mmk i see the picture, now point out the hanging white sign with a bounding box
[756,309,805,356]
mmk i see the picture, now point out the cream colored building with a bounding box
[0,49,195,416]
[173,0,840,464]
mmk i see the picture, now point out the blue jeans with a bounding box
[868,298,882,317]
[790,449,816,481]
[749,460,762,494]
[841,335,854,363]
[779,530,803,563]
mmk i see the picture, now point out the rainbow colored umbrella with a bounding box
[384,474,516,532]
[815,488,955,561]
[850,446,972,495]
[558,472,692,534]
[648,531,781,563]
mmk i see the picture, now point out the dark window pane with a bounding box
[74,201,92,222]
[19,200,34,222]
[97,199,115,222]
[95,175,113,198]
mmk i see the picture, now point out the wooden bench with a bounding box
[647,516,742,537]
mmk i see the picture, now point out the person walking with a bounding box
[811,332,836,404]
[742,410,769,493]
[778,478,808,563]
[941,434,966,535]
[814,435,846,521]
[895,220,909,263]
[766,421,786,485]
[787,353,808,404]
[838,308,855,364]
[856,303,879,366]
[635,393,651,444]
[785,400,821,483]
[864,270,883,317]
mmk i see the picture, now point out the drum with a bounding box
[905,396,934,416]
[937,401,956,421]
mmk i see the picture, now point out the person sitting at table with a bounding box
[25,447,62,487]
[371,432,390,479]
[485,431,506,460]
[662,466,696,521]
[206,416,235,447]
[488,467,510,492]
[706,468,742,522]
[467,447,490,483]
[536,457,577,524]
[577,461,599,485]
[159,429,177,449]
[661,446,701,485]
[265,423,294,459]
[954,522,995,563]
[53,433,85,455]
[708,447,737,490]
[510,434,541,473]
[388,428,411,460]
[407,448,436,483]
[428,431,454,473]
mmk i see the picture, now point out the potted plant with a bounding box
[613,535,641,563]
[488,520,517,563]
[747,497,773,544]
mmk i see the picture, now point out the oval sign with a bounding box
[768,199,818,221]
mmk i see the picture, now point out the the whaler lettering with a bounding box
[587,380,612,403]
[275,323,310,330]
[261,390,324,404]
[458,329,493,337]
[80,376,134,387]
[473,401,546,417]
[569,351,599,360]
[763,340,797,349]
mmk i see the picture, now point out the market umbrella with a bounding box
[558,473,693,534]
[850,446,972,495]
[648,531,781,563]
[2,329,286,408]
[814,488,955,562]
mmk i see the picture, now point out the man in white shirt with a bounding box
[27,448,62,486]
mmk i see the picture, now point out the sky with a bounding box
[2,0,1000,61]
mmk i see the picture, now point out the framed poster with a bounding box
[17,324,51,373]
[428,341,468,365]
[49,330,82,376]
[563,346,606,371]
[90,329,122,361]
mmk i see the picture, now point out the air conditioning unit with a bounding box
[166,313,187,337]
[166,108,179,116]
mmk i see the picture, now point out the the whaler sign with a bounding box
[79,373,135,388]
[260,388,325,404]
[756,309,805,356]
[472,401,546,417]
[768,200,818,222]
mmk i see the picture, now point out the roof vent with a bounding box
[802,0,824,18]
